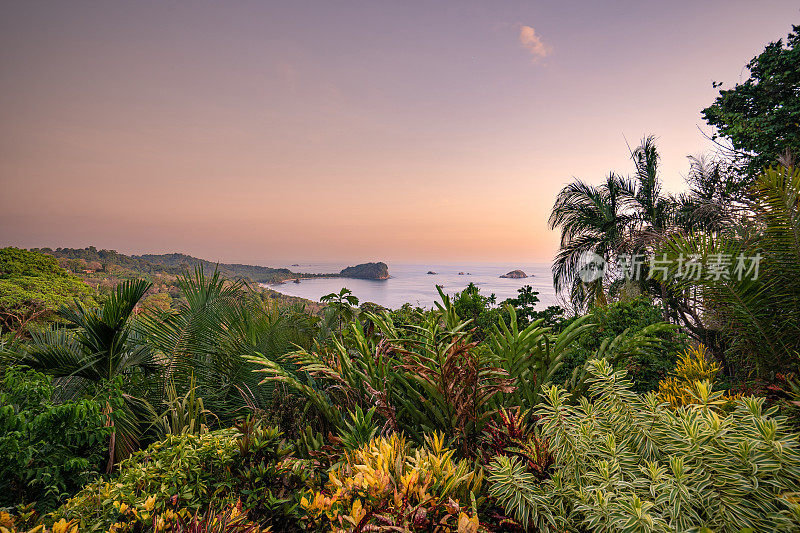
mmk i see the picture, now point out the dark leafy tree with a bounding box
[501,285,565,328]
[0,367,108,512]
[702,25,800,177]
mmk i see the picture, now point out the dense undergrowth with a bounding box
[4,160,800,530]
[1,264,799,532]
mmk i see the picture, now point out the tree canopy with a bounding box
[702,24,800,177]
[0,247,95,334]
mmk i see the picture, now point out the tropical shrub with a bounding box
[488,359,800,531]
[249,303,513,453]
[480,408,553,483]
[0,366,108,513]
[769,370,800,428]
[250,294,677,455]
[656,344,739,409]
[150,503,268,532]
[123,503,268,533]
[301,433,482,532]
[0,513,80,533]
[51,424,309,532]
[487,307,592,410]
[550,298,683,393]
[336,406,379,452]
[4,503,268,533]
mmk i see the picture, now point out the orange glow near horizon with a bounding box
[1,2,798,265]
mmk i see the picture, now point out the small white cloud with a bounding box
[518,25,551,62]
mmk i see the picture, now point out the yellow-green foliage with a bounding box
[1,509,84,533]
[657,344,738,409]
[108,502,267,533]
[488,359,800,532]
[301,433,481,532]
[51,429,241,531]
[49,426,306,532]
[20,503,264,533]
[0,513,78,533]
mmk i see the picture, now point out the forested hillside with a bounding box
[35,247,296,283]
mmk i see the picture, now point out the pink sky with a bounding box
[1,1,798,264]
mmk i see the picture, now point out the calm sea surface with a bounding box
[262,262,557,310]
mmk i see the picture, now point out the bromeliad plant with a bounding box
[301,433,481,532]
[488,358,800,532]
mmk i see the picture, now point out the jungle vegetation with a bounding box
[1,22,800,533]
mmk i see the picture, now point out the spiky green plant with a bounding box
[488,358,800,531]
[337,405,379,451]
[156,372,216,436]
[138,267,315,426]
[488,306,592,409]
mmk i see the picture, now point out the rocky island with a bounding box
[500,269,528,279]
[340,262,390,280]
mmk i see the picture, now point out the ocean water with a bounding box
[263,262,558,310]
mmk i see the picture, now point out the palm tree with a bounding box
[655,165,800,378]
[138,268,244,403]
[549,136,682,311]
[22,279,154,471]
[629,136,677,244]
[138,267,315,425]
[320,287,360,332]
[676,155,748,237]
[548,172,635,309]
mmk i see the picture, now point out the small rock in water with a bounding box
[500,269,528,279]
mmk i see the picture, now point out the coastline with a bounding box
[271,274,389,284]
[263,262,556,310]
